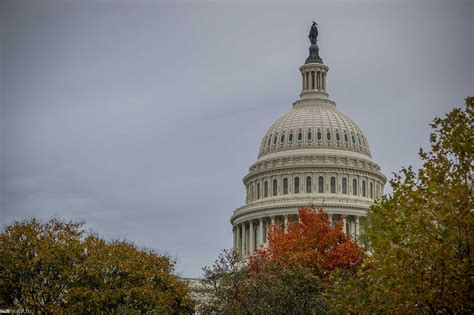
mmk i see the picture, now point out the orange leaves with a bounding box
[250,207,363,279]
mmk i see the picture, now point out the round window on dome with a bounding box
[307,130,312,141]
[297,131,303,141]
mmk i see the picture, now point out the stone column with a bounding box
[356,216,360,238]
[237,225,241,254]
[342,216,347,234]
[249,221,255,254]
[264,219,269,247]
[259,218,264,247]
[241,223,246,257]
[233,227,236,251]
[328,213,333,226]
[284,215,289,233]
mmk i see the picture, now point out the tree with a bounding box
[201,207,363,314]
[0,217,195,313]
[0,218,83,313]
[200,249,253,314]
[332,98,474,313]
[200,249,329,315]
[251,207,363,279]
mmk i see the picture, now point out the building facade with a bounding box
[230,23,386,257]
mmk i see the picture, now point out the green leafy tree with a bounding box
[0,217,195,313]
[332,98,474,313]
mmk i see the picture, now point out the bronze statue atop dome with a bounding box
[309,21,318,44]
[305,21,323,64]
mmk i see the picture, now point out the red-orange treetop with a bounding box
[250,207,363,279]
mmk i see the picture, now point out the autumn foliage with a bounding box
[201,208,363,314]
[0,218,195,313]
[331,98,474,313]
[250,207,362,278]
[250,207,363,279]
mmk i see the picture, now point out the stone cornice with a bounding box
[256,148,373,164]
[243,154,386,185]
[231,195,371,224]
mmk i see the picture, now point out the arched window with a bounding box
[273,136,278,145]
[257,182,260,199]
[294,177,300,194]
[283,178,288,195]
[353,179,358,196]
[318,176,324,193]
[307,130,312,141]
[306,176,312,193]
[342,177,347,194]
[264,181,268,198]
[317,130,322,141]
[370,182,373,199]
[297,131,303,141]
[330,177,336,193]
[289,132,293,142]
[344,132,349,143]
[362,180,366,197]
[352,134,356,145]
[280,134,285,144]
[326,130,332,141]
[336,131,340,141]
[267,136,272,146]
[273,179,278,196]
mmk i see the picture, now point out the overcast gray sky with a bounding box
[1,0,473,277]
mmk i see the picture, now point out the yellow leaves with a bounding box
[333,98,474,313]
[0,217,194,313]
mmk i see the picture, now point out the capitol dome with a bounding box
[231,23,386,258]
[258,102,372,159]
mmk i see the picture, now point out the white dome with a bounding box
[258,102,371,159]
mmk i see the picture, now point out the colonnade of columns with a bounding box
[301,70,326,92]
[233,213,361,258]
